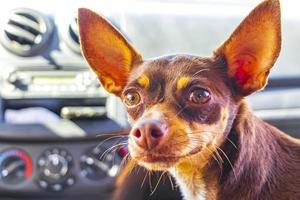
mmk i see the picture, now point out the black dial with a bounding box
[80,145,124,181]
[37,148,74,192]
[42,154,69,180]
[0,149,32,185]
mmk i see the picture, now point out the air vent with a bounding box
[63,15,122,55]
[64,17,81,54]
[0,8,53,56]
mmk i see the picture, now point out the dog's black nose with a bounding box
[131,119,167,150]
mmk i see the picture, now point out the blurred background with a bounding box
[0,0,299,199]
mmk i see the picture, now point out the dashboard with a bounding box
[0,140,123,199]
[0,120,126,199]
[0,1,128,199]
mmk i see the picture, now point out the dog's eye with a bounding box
[124,92,141,107]
[189,88,210,104]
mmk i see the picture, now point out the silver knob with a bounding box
[43,154,68,180]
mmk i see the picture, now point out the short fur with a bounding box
[78,0,300,199]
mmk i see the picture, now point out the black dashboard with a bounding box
[0,120,125,199]
[0,140,118,199]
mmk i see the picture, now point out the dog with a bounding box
[78,0,300,199]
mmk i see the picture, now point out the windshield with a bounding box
[119,0,300,78]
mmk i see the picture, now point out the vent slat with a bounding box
[64,16,81,54]
[8,20,40,36]
[5,31,34,46]
[10,14,41,34]
[69,25,79,45]
[4,24,37,44]
[70,19,79,36]
[16,12,38,23]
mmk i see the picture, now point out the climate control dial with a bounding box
[37,148,74,192]
[0,149,32,185]
[42,154,69,180]
[80,145,123,181]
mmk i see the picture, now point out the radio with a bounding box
[0,67,108,99]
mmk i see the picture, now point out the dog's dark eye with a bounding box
[124,92,141,107]
[189,88,210,104]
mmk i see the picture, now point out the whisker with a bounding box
[216,147,237,180]
[168,174,175,191]
[191,68,210,78]
[148,171,153,194]
[95,128,130,138]
[141,169,149,189]
[186,130,238,150]
[150,171,167,196]
[225,137,238,149]
[119,153,130,170]
[96,135,128,149]
[204,146,223,168]
[111,137,128,164]
[136,165,142,175]
[99,143,127,160]
[129,160,137,177]
[211,153,223,170]
[122,158,137,179]
[96,133,128,138]
[213,147,224,164]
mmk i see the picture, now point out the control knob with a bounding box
[80,145,124,181]
[37,148,74,192]
[42,154,68,180]
[0,149,32,185]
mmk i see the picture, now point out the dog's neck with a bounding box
[169,101,300,200]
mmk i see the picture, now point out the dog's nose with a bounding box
[131,119,167,150]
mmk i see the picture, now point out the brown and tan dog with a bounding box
[78,0,300,199]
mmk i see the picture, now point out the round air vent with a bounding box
[0,8,53,56]
[62,14,122,55]
[64,16,81,54]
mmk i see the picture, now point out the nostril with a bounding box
[131,120,167,149]
[133,129,142,138]
[150,129,163,139]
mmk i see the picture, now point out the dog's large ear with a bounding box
[216,0,281,96]
[78,8,142,96]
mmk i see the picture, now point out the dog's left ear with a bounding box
[216,0,281,96]
[78,8,142,96]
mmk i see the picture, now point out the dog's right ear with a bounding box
[78,8,142,96]
[215,0,281,96]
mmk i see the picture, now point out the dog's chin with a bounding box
[131,147,203,171]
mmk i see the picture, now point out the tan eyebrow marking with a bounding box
[137,74,150,89]
[177,76,191,90]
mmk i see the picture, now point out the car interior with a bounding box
[0,0,299,199]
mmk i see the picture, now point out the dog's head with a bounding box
[78,0,281,171]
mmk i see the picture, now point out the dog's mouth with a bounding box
[133,146,203,169]
[138,154,180,163]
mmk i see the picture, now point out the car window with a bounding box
[120,0,300,78]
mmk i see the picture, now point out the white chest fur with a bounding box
[169,168,207,200]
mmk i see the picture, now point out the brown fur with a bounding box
[214,102,300,200]
[78,0,300,199]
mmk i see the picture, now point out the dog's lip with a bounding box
[136,146,202,164]
[139,155,179,163]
